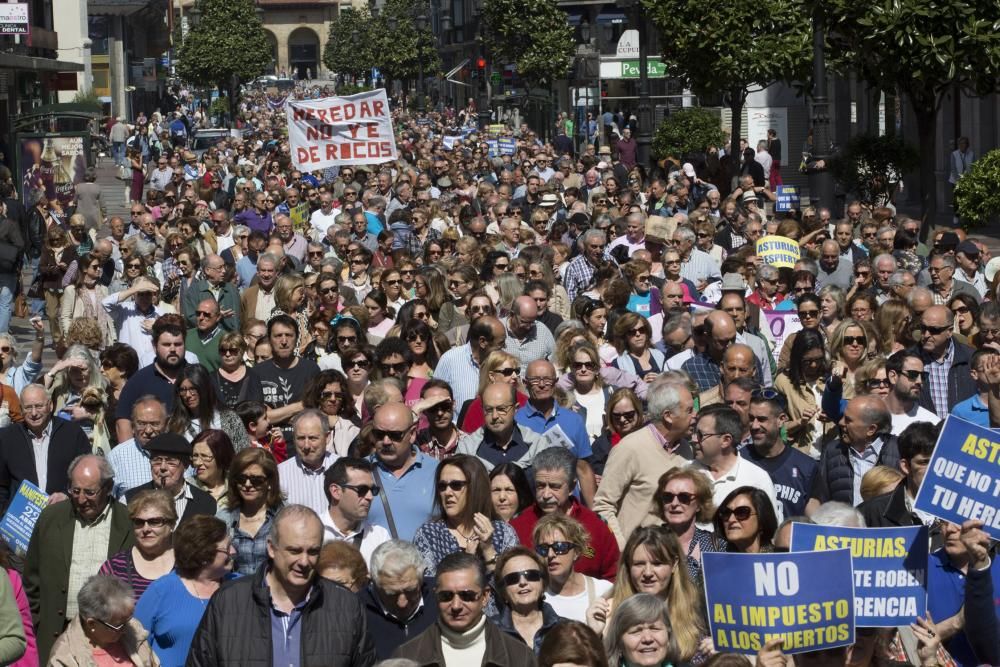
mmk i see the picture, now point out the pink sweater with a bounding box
[7,570,37,667]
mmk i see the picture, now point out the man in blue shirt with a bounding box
[951,348,994,427]
[366,402,438,541]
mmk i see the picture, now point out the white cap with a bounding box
[683,162,696,178]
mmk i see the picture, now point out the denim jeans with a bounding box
[113,141,125,167]
[0,272,17,334]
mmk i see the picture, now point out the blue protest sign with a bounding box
[485,139,499,157]
[498,137,517,155]
[703,550,855,655]
[790,524,928,627]
[0,481,48,557]
[775,185,800,212]
[913,415,1000,539]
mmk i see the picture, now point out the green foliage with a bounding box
[209,96,230,118]
[652,108,725,160]
[483,0,575,88]
[828,133,919,207]
[71,89,102,111]
[378,0,441,82]
[175,0,271,88]
[954,149,1000,227]
[323,8,381,81]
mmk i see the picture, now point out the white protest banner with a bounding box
[763,309,802,355]
[287,89,397,170]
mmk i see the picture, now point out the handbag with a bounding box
[13,293,27,319]
[26,276,42,300]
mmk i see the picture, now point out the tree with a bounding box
[482,0,575,90]
[323,8,382,83]
[825,0,1000,234]
[175,0,271,118]
[954,149,1000,227]
[378,0,441,94]
[828,133,919,208]
[653,108,726,162]
[644,0,811,181]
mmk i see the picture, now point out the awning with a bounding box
[0,54,84,72]
[87,0,152,16]
[596,11,627,23]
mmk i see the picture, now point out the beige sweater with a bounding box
[592,424,687,549]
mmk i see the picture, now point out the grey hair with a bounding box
[369,195,387,209]
[796,257,819,276]
[77,575,134,621]
[133,238,156,258]
[68,454,115,487]
[52,345,103,396]
[257,252,280,268]
[887,270,914,288]
[532,446,578,487]
[907,286,934,309]
[334,212,352,226]
[579,228,606,249]
[673,225,696,244]
[646,379,681,421]
[756,264,778,282]
[0,334,17,361]
[661,313,691,340]
[776,515,814,535]
[934,254,957,270]
[604,594,680,667]
[874,254,898,271]
[370,540,428,585]
[552,319,586,340]
[292,408,330,437]
[320,257,343,274]
[232,224,249,237]
[375,660,421,667]
[876,225,895,238]
[811,502,866,528]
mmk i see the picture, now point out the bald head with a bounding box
[721,344,756,382]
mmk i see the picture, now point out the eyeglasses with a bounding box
[501,570,543,587]
[612,410,637,422]
[96,617,132,633]
[373,426,413,442]
[535,541,576,557]
[151,456,183,468]
[178,386,199,396]
[865,378,891,389]
[659,491,696,505]
[483,404,515,417]
[843,336,867,346]
[132,517,170,528]
[341,483,380,497]
[68,486,104,498]
[236,473,269,488]
[435,590,483,603]
[320,391,343,401]
[494,367,520,377]
[347,359,371,370]
[692,430,721,442]
[798,310,819,319]
[572,361,597,371]
[191,452,216,463]
[526,377,556,387]
[437,480,469,493]
[719,506,756,522]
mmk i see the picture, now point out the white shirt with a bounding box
[102,294,165,362]
[320,510,391,566]
[545,576,613,622]
[255,288,276,322]
[29,422,52,491]
[608,234,646,258]
[278,452,338,515]
[310,209,340,240]
[890,404,940,435]
[690,455,784,524]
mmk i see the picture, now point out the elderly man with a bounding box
[457,383,552,471]
[510,446,619,580]
[393,552,535,666]
[833,221,867,265]
[240,252,280,326]
[682,310,742,392]
[362,540,438,659]
[321,456,390,562]
[503,296,554,368]
[928,252,980,305]
[185,297,224,372]
[25,455,133,663]
[273,213,309,262]
[673,225,722,292]
[0,384,91,512]
[816,239,853,290]
[564,229,611,301]
[434,316,507,411]
[812,396,898,506]
[188,505,376,667]
[107,396,167,498]
[233,189,273,235]
[182,254,240,331]
[61,238,116,288]
[350,211,378,252]
[594,378,693,547]
[608,211,646,258]
[367,402,439,541]
[698,343,757,408]
[954,240,987,297]
[495,218,524,258]
[873,254,899,303]
[124,432,216,523]
[102,276,165,361]
[278,409,337,515]
[913,304,976,418]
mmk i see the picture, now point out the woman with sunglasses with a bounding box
[821,356,890,423]
[653,468,724,584]
[381,268,407,312]
[402,318,440,380]
[135,515,237,667]
[457,350,528,434]
[481,251,511,305]
[316,274,347,318]
[774,328,830,457]
[302,369,360,457]
[589,388,643,478]
[776,293,825,371]
[611,312,665,385]
[565,342,609,444]
[948,293,980,340]
[178,216,217,261]
[60,251,116,349]
[413,454,518,577]
[216,448,284,576]
[588,526,706,662]
[397,259,419,298]
[532,513,612,623]
[713,485,778,554]
[325,315,366,366]
[211,332,265,409]
[826,318,877,401]
[494,546,562,653]
[99,489,177,602]
[166,364,250,451]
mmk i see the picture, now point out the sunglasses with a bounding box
[131,517,170,528]
[236,474,269,488]
[346,359,371,370]
[916,324,950,336]
[535,541,576,557]
[320,391,342,401]
[341,483,380,497]
[659,491,697,505]
[337,335,358,344]
[435,590,482,603]
[406,332,427,342]
[501,570,543,587]
[437,480,469,493]
[384,279,401,286]
[897,369,928,381]
[843,335,867,346]
[719,506,756,522]
[612,410,637,421]
[572,361,597,371]
[380,362,409,374]
[495,367,520,377]
[321,287,339,295]
[219,348,240,356]
[866,378,891,389]
[372,427,412,442]
[798,310,819,319]
[428,400,454,413]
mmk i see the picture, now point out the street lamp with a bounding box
[618,0,652,168]
[188,4,200,27]
[808,1,835,213]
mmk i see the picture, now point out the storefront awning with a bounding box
[0,54,84,72]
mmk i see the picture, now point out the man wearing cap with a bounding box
[125,432,216,523]
[955,240,988,298]
[102,276,165,362]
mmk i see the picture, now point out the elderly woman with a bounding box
[302,369,360,456]
[317,541,369,593]
[534,514,613,623]
[100,489,177,602]
[602,593,693,667]
[653,468,725,584]
[135,515,237,667]
[713,486,778,553]
[493,546,562,654]
[44,344,110,451]
[611,312,665,384]
[49,575,157,666]
[272,272,311,352]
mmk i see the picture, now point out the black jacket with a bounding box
[811,436,900,505]
[361,577,437,660]
[965,565,1000,666]
[0,417,91,513]
[25,206,45,259]
[911,342,977,417]
[858,481,942,551]
[125,480,217,525]
[186,565,376,667]
[393,618,537,667]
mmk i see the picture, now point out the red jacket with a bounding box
[510,497,620,581]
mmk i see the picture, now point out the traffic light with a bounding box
[477,57,486,71]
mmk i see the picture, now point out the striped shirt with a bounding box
[679,248,722,286]
[433,344,483,412]
[100,549,156,602]
[278,452,338,516]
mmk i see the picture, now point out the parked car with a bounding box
[190,128,231,159]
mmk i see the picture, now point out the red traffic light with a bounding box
[476,57,486,69]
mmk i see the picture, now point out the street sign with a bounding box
[490,72,500,84]
[0,4,28,35]
[599,57,666,80]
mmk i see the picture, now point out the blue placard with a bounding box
[914,415,1000,539]
[0,481,49,557]
[497,137,517,155]
[703,550,855,655]
[775,185,800,212]
[790,524,928,627]
[485,139,500,157]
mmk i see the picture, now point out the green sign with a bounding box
[491,72,501,84]
[621,59,666,78]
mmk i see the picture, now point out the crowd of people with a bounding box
[0,81,993,667]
